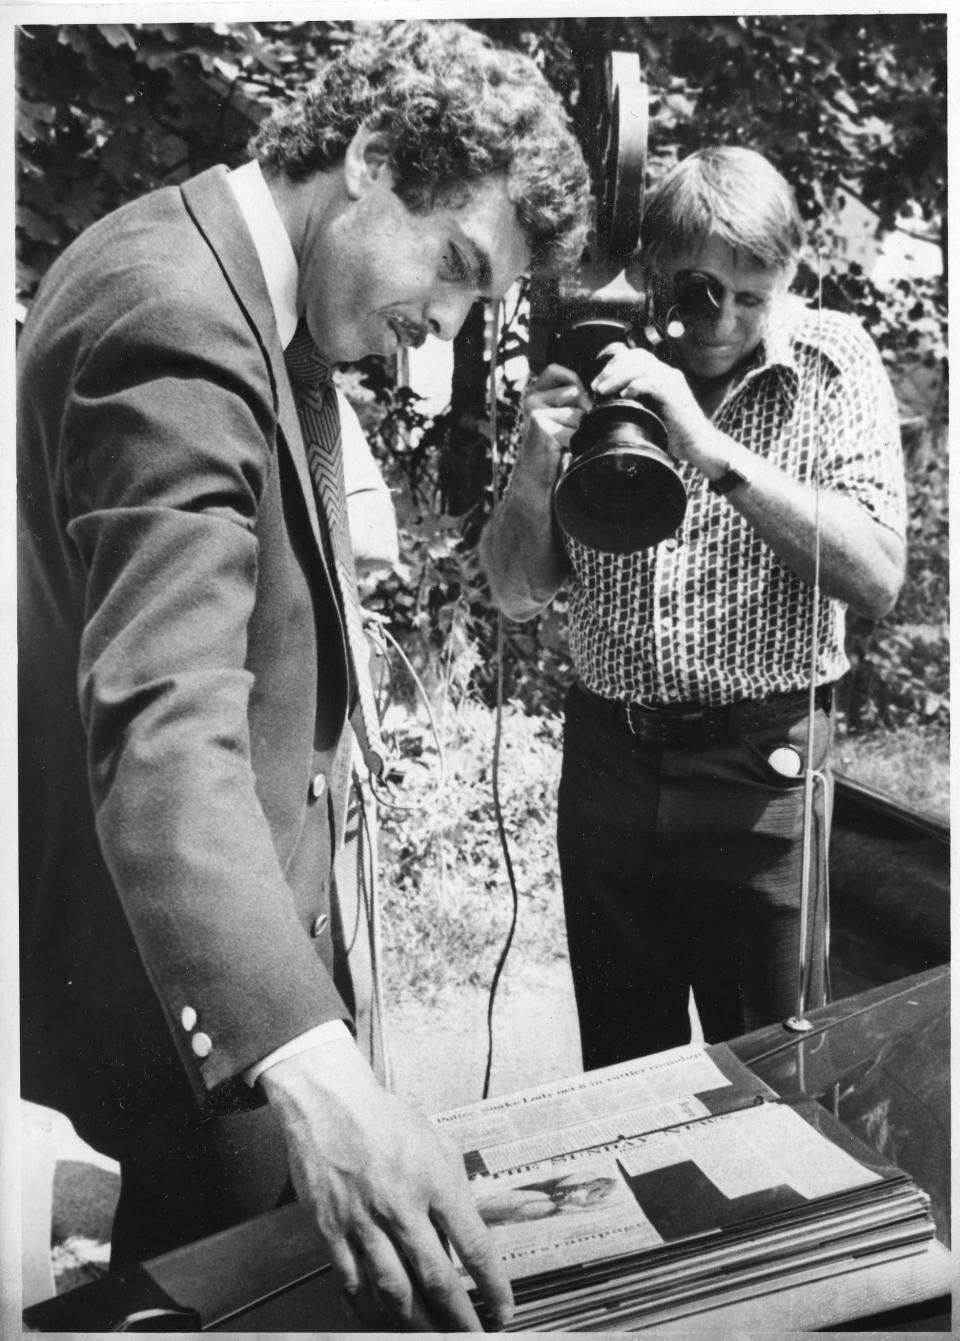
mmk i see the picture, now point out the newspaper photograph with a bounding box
[469,1151,665,1277]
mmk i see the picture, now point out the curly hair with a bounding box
[640,147,805,274]
[250,21,589,273]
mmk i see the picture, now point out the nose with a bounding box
[425,290,476,342]
[710,292,739,339]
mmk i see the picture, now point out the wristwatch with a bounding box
[708,463,749,495]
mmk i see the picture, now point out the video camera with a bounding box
[542,51,728,555]
[551,271,724,554]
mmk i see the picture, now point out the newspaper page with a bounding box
[441,1061,883,1282]
[432,1042,771,1176]
[609,1099,883,1256]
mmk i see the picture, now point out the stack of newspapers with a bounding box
[432,1042,935,1331]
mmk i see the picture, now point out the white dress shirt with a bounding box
[228,160,367,1082]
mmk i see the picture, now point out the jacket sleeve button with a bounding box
[180,1006,198,1032]
[309,773,326,800]
[311,913,329,939]
[191,1032,213,1059]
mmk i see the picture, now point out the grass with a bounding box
[835,722,950,821]
[377,700,566,1005]
[377,700,950,1006]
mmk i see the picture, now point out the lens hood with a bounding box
[554,399,686,553]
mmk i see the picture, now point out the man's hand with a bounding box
[475,362,583,620]
[591,344,729,476]
[520,362,591,490]
[260,1033,514,1332]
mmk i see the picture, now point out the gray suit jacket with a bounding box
[19,165,358,1150]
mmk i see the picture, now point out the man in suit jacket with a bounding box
[18,21,589,1330]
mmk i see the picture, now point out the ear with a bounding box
[343,126,393,198]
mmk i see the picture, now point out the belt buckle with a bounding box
[625,703,678,742]
[625,702,718,746]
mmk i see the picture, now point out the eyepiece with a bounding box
[673,269,724,325]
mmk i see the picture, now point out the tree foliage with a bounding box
[480,16,946,248]
[16,21,355,298]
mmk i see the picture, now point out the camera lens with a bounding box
[555,400,686,553]
[550,318,688,553]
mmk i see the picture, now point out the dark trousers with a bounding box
[558,684,833,1071]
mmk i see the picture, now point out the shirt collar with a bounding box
[227,160,300,349]
[728,293,808,406]
[758,293,808,372]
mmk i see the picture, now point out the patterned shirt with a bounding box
[564,298,907,707]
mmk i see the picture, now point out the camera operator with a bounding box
[479,147,907,1068]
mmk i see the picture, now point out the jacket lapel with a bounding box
[178,167,330,577]
[178,166,350,741]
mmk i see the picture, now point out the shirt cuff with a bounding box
[242,1019,354,1088]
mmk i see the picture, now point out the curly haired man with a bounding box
[19,21,588,1329]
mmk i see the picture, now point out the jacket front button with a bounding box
[191,1032,213,1059]
[311,913,328,939]
[309,773,326,801]
[180,1006,197,1032]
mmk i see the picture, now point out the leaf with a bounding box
[58,180,105,232]
[17,98,58,144]
[16,203,62,245]
[98,131,146,181]
[97,25,137,50]
[230,23,284,75]
[833,87,859,116]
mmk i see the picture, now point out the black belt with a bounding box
[576,683,834,747]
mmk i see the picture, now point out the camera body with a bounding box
[532,47,727,556]
[550,317,686,554]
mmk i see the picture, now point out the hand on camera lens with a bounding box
[589,347,709,465]
[522,363,591,471]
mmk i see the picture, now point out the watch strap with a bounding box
[709,464,748,495]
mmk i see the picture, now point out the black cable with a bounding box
[482,611,521,1100]
[480,299,523,1100]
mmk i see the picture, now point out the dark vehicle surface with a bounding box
[828,775,949,998]
[23,775,951,1333]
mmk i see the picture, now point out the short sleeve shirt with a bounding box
[563,299,907,707]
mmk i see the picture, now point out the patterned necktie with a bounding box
[284,321,385,777]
